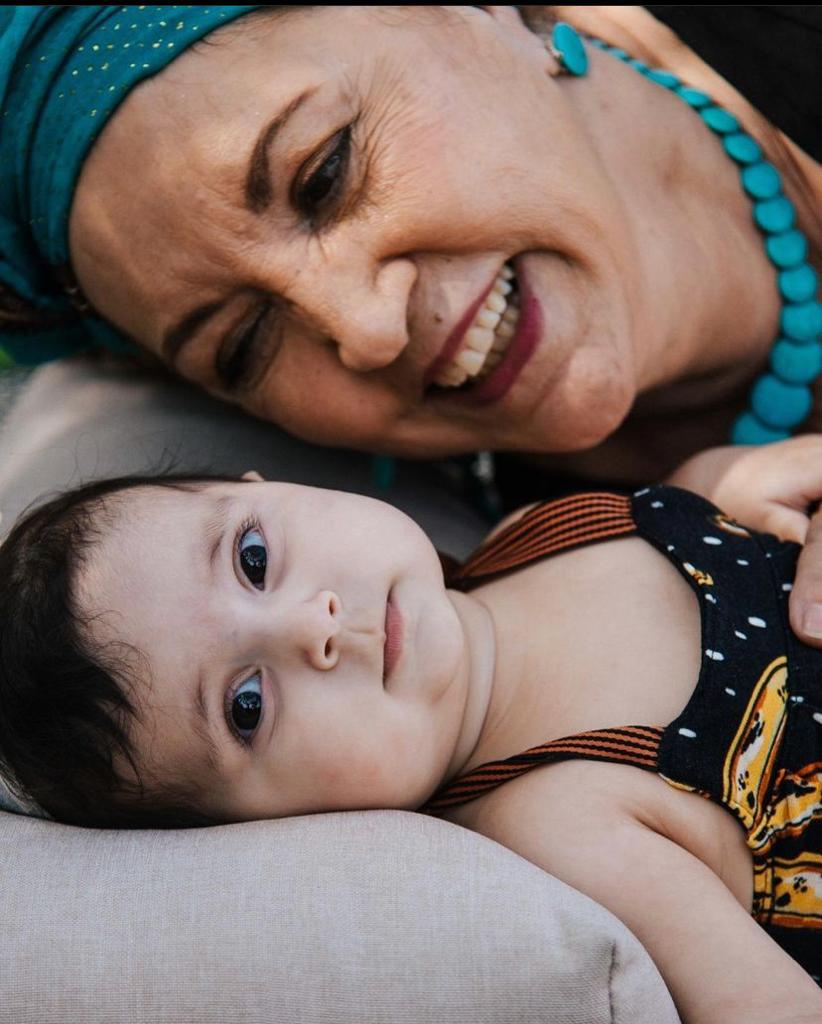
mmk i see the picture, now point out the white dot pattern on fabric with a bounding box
[814,713,822,726]
[748,617,767,628]
[651,501,664,509]
[634,488,650,497]
[782,583,793,592]
[667,544,675,552]
[705,594,717,604]
[678,728,697,739]
[791,695,805,704]
[703,536,722,545]
[737,559,749,566]
[725,688,736,697]
[735,631,748,640]
[705,650,725,661]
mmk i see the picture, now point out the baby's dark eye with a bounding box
[230,674,263,741]
[239,526,267,589]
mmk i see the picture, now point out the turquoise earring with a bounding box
[548,22,588,77]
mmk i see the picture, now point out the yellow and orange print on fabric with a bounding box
[722,656,789,832]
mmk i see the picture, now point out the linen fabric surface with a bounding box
[0,357,681,1022]
[1,806,680,1023]
[0,5,260,367]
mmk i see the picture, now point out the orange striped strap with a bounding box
[449,492,636,586]
[420,725,664,814]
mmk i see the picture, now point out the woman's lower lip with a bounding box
[383,595,403,683]
[442,267,542,407]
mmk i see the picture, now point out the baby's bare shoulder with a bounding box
[453,760,822,1022]
[453,758,752,911]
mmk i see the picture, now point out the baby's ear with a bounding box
[241,470,265,482]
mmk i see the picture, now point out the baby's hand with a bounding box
[666,434,822,647]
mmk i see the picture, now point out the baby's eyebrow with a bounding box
[190,666,222,780]
[204,495,237,582]
[186,493,241,779]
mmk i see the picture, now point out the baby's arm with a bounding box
[666,434,822,648]
[470,762,822,1023]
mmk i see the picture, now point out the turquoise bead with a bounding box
[754,196,795,234]
[778,264,818,304]
[731,412,790,445]
[751,374,813,429]
[676,86,711,108]
[781,301,822,343]
[646,68,680,88]
[741,162,782,200]
[766,229,808,269]
[608,35,820,447]
[701,106,739,134]
[552,22,588,76]
[771,338,822,384]
[723,133,762,165]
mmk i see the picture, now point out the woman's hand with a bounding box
[665,435,822,647]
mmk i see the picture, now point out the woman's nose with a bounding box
[293,256,418,373]
[287,590,341,671]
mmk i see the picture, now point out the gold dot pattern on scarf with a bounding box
[40,6,233,125]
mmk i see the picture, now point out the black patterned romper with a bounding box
[421,485,822,983]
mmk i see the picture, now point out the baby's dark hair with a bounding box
[0,472,239,829]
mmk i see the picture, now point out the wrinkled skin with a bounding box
[69,5,822,650]
[69,5,781,462]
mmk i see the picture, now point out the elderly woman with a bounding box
[1,8,821,608]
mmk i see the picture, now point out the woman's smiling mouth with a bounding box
[425,259,541,407]
[428,263,521,389]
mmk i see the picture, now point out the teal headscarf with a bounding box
[0,5,261,368]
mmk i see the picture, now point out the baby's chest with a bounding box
[489,536,704,736]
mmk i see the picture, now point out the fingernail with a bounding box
[802,604,822,639]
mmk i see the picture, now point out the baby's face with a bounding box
[75,479,471,821]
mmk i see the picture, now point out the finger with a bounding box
[759,504,809,545]
[789,509,822,646]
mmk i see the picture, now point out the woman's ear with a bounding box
[241,470,265,482]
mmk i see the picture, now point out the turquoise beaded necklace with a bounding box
[585,33,822,445]
[378,23,821,498]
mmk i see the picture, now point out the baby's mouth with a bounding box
[428,263,521,393]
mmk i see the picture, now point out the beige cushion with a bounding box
[0,356,488,557]
[0,357,679,1022]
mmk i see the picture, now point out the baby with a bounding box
[1,455,821,1022]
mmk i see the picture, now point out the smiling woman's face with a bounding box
[69,5,642,456]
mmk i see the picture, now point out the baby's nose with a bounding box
[295,590,341,671]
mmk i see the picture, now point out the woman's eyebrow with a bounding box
[162,300,223,367]
[161,88,316,369]
[244,87,317,214]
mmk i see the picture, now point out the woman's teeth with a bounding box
[433,264,520,389]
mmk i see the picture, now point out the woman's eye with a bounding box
[239,526,267,589]
[229,673,263,742]
[295,126,351,218]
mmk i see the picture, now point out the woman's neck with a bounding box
[557,6,821,248]
[546,8,804,404]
